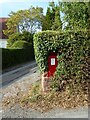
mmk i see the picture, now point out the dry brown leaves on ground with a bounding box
[2,79,88,112]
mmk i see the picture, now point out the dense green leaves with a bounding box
[4,6,44,49]
[2,47,35,69]
[11,40,31,49]
[59,2,90,30]
[42,2,62,31]
[7,31,33,48]
[4,6,43,36]
[51,6,62,30]
[34,31,89,82]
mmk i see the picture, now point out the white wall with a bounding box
[0,39,7,48]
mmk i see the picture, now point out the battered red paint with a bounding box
[47,52,58,77]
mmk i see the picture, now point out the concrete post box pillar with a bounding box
[41,72,49,92]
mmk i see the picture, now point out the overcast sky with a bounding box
[0,0,59,18]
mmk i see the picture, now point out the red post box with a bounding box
[47,52,58,77]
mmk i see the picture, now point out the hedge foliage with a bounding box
[11,40,32,49]
[2,47,35,69]
[34,30,89,81]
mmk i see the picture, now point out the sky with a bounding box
[0,0,59,18]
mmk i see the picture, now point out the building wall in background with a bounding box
[0,18,8,48]
[0,39,7,48]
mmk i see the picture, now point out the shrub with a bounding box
[7,31,33,48]
[33,30,89,83]
[11,40,32,49]
[2,47,35,69]
[22,31,33,43]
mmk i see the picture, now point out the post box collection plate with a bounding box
[51,58,55,65]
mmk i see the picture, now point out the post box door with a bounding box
[47,53,58,77]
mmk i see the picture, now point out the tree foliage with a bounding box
[42,7,52,30]
[4,6,43,36]
[51,6,62,30]
[7,31,33,48]
[59,2,90,31]
[42,2,62,31]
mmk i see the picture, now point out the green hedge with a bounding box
[2,47,35,69]
[34,30,89,80]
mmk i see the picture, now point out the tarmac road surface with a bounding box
[0,61,37,87]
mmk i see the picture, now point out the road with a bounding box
[0,61,89,119]
[0,61,37,87]
[1,61,39,119]
[2,105,88,118]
